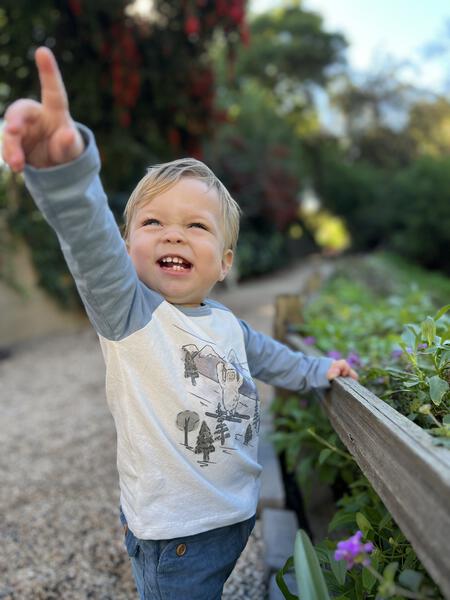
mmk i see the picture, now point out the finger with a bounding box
[340,366,358,379]
[327,366,339,380]
[51,125,85,163]
[350,369,359,379]
[35,46,69,112]
[4,98,42,130]
[2,100,42,171]
[1,135,23,172]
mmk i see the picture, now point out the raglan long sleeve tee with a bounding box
[24,125,333,539]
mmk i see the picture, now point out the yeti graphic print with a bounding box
[178,339,261,467]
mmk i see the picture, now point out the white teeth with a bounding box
[161,256,183,263]
[160,256,189,270]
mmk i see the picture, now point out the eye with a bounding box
[142,218,161,227]
[189,222,208,230]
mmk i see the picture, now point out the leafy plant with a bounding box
[368,305,450,445]
[273,256,448,598]
[271,395,356,494]
[277,529,331,600]
[277,527,441,599]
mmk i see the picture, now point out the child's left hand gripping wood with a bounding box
[327,359,359,381]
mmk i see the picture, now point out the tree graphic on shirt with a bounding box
[183,349,199,385]
[214,404,231,446]
[252,401,261,434]
[195,421,215,462]
[176,410,200,448]
[243,423,253,446]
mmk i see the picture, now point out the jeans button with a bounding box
[176,543,187,556]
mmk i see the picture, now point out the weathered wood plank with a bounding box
[286,332,450,599]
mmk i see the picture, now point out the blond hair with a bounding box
[123,158,241,251]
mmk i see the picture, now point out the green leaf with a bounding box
[398,569,423,592]
[430,426,450,437]
[327,550,347,586]
[439,349,450,369]
[328,511,356,533]
[362,562,377,592]
[404,379,420,388]
[356,512,372,536]
[319,448,332,465]
[432,437,450,448]
[421,316,436,346]
[294,530,331,600]
[428,375,449,405]
[378,511,392,531]
[434,304,450,321]
[276,557,298,600]
[405,323,421,336]
[443,414,450,426]
[401,328,416,349]
[383,561,399,582]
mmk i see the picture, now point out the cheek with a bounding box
[128,241,149,271]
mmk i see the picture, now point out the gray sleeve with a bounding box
[239,319,333,392]
[23,124,162,340]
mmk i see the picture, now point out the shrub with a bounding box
[389,156,450,274]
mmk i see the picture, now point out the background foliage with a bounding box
[1,1,450,305]
[0,0,249,302]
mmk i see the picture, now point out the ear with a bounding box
[219,249,234,282]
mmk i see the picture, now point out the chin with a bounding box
[161,291,200,306]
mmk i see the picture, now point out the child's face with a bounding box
[127,177,233,306]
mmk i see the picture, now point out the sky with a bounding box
[250,0,450,93]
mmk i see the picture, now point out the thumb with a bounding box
[327,364,340,380]
[50,124,85,164]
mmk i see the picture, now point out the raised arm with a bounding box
[2,47,161,341]
[2,47,84,172]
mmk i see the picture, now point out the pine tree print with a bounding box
[214,414,231,446]
[184,350,199,385]
[243,423,253,446]
[252,401,261,434]
[195,421,216,462]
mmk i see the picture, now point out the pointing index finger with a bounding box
[35,46,69,112]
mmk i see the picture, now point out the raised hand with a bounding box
[2,47,84,172]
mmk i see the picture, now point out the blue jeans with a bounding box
[120,508,256,600]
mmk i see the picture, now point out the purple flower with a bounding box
[418,343,428,350]
[303,336,316,346]
[346,352,361,367]
[334,530,374,569]
[327,350,342,360]
[391,348,403,359]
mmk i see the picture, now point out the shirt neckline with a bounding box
[172,302,212,317]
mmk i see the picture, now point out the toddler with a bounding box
[2,47,357,600]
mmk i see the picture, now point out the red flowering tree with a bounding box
[0,0,248,304]
[0,0,248,194]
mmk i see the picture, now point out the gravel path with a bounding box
[1,258,324,599]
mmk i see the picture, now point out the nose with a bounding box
[162,225,185,244]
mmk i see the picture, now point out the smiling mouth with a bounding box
[157,255,193,272]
